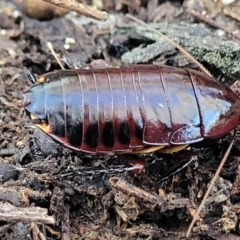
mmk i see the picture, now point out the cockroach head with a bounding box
[23,83,46,124]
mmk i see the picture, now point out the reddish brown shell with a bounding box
[23,65,240,154]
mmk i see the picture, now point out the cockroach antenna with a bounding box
[25,68,37,84]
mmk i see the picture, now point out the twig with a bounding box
[31,222,46,240]
[189,9,240,41]
[47,42,65,70]
[0,202,55,224]
[42,0,108,20]
[126,14,212,77]
[0,147,18,156]
[45,225,61,239]
[109,177,164,208]
[186,135,235,237]
[62,204,70,240]
[0,222,17,235]
[0,97,18,109]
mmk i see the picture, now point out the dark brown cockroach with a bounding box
[23,65,240,155]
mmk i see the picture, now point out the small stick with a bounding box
[31,222,46,240]
[0,202,55,224]
[126,14,212,77]
[109,177,164,208]
[42,0,108,21]
[189,9,240,41]
[47,42,65,70]
[0,147,18,156]
[0,97,18,109]
[45,226,61,239]
[186,136,235,237]
[62,204,71,240]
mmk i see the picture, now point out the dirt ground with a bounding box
[1,0,240,239]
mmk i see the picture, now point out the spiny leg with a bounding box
[130,145,165,154]
[158,144,188,154]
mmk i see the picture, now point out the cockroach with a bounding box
[23,65,240,155]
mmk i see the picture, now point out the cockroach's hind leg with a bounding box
[130,145,165,154]
[158,144,188,154]
[120,154,146,173]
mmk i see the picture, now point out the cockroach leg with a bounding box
[158,144,188,154]
[25,69,37,84]
[121,154,146,173]
[130,145,165,154]
[36,122,51,134]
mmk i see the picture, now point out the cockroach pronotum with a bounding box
[23,65,240,155]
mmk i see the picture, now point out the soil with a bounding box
[1,0,240,239]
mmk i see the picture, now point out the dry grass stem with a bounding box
[109,177,164,208]
[47,42,65,70]
[126,14,212,77]
[0,202,55,224]
[42,0,108,20]
[186,136,235,237]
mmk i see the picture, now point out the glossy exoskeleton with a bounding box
[23,65,240,154]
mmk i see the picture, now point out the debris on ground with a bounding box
[1,0,240,239]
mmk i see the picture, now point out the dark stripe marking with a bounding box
[118,121,130,144]
[66,113,83,147]
[49,111,65,137]
[102,121,114,147]
[85,123,98,148]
